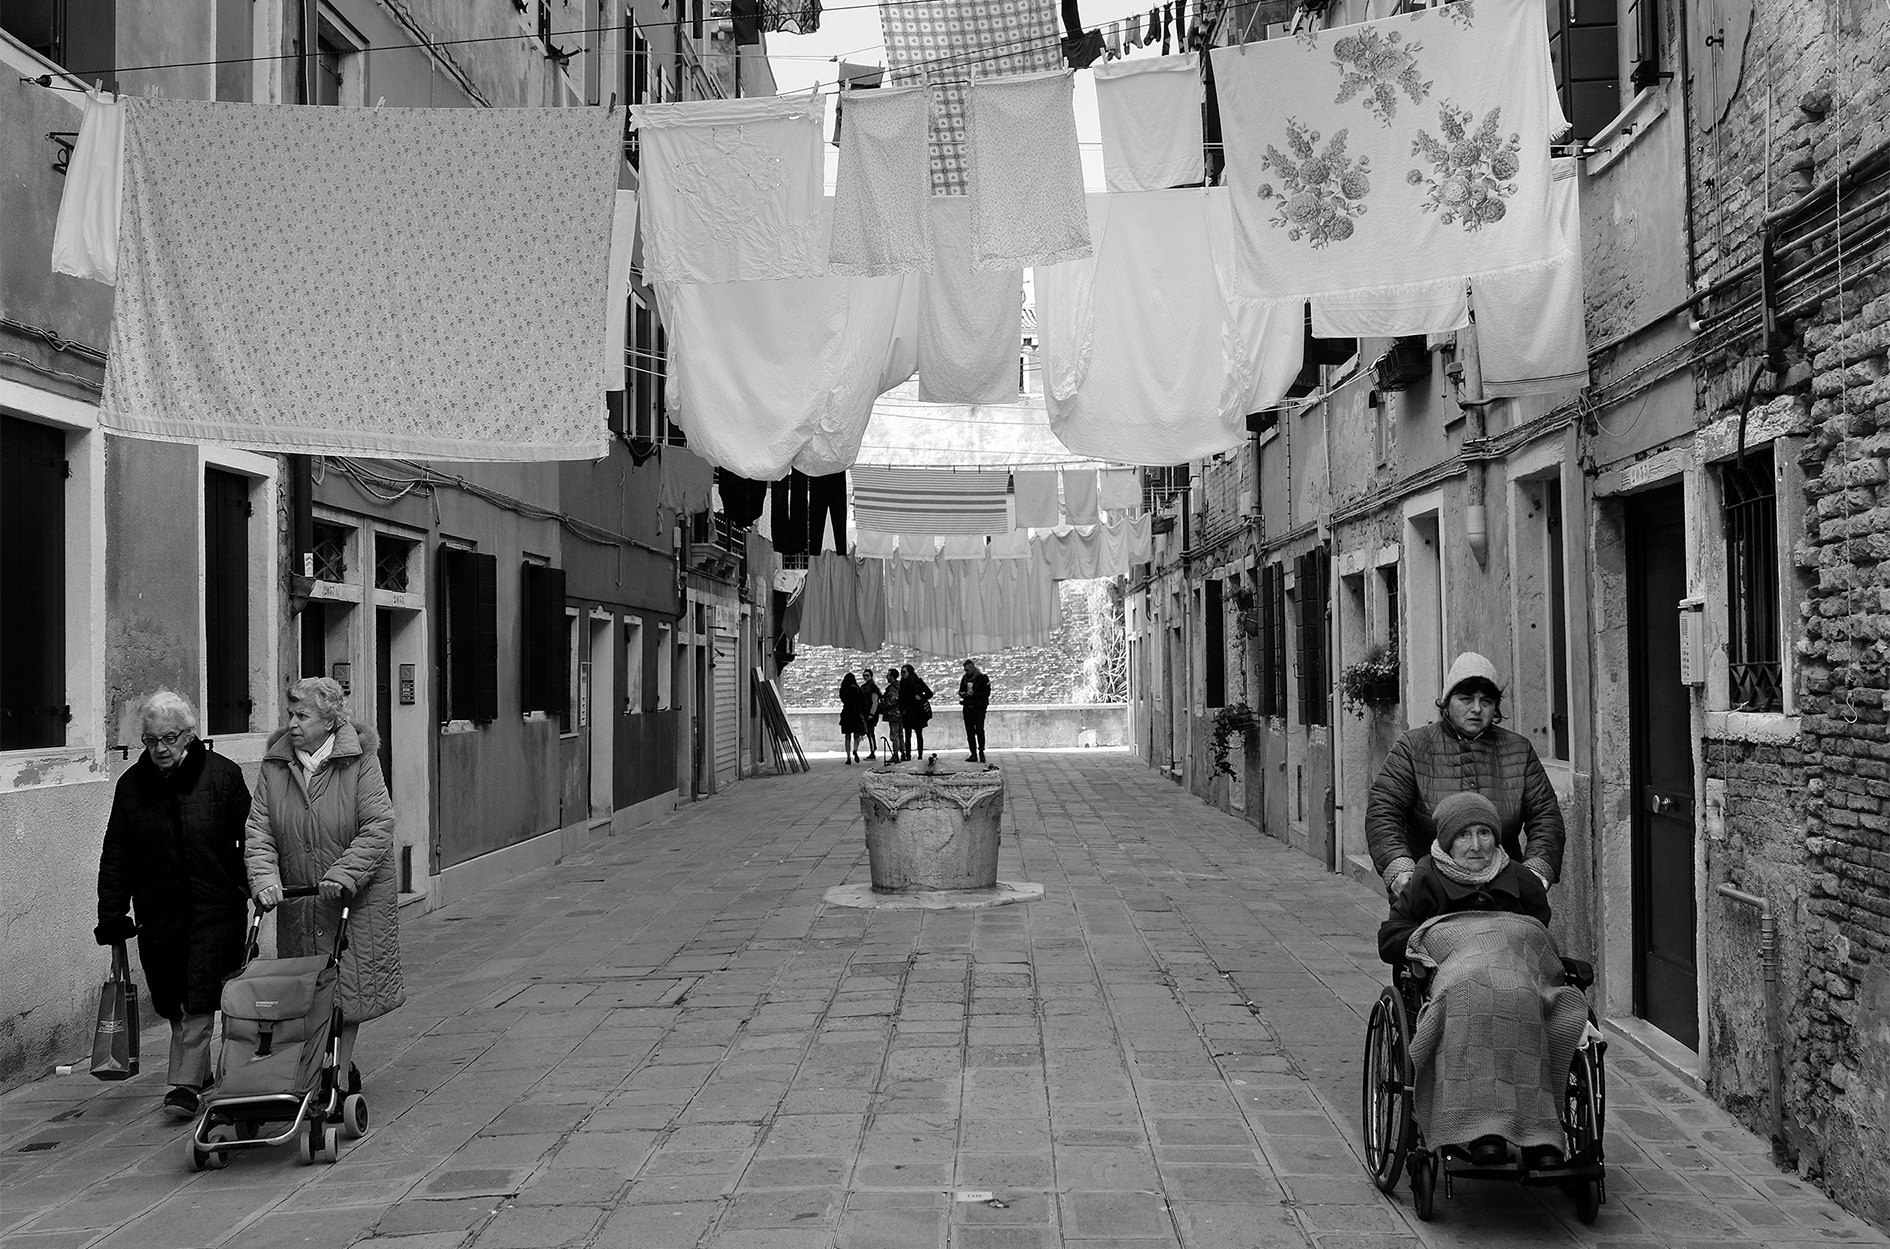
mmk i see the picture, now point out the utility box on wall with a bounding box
[1678,598,1705,685]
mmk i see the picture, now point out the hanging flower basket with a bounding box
[1210,703,1259,777]
[1337,644,1400,719]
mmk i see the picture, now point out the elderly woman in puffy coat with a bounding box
[247,677,403,1092]
[1366,652,1567,899]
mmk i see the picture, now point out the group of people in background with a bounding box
[838,661,975,764]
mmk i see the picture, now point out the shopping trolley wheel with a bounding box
[340,1093,369,1140]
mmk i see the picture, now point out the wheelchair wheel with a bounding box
[1562,1047,1604,1225]
[1409,1150,1437,1221]
[1362,986,1415,1193]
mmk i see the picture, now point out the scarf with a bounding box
[1430,839,1509,888]
[295,730,337,775]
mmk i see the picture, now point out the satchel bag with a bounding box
[90,942,140,1080]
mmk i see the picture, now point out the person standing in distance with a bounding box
[959,659,991,763]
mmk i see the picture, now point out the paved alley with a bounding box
[2,752,1883,1249]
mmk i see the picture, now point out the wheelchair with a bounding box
[1361,954,1607,1223]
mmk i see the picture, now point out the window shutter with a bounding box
[548,567,569,718]
[440,546,470,721]
[471,551,500,723]
[0,417,67,750]
[204,469,252,736]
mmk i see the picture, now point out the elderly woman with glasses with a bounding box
[247,677,403,1094]
[95,690,253,1118]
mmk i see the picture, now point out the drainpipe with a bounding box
[1716,883,1783,1146]
[1453,331,1493,568]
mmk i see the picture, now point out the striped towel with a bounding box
[853,467,1010,535]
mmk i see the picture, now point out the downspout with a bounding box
[1716,883,1783,1146]
[1456,330,1492,568]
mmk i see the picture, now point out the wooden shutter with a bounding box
[519,563,569,715]
[440,546,471,722]
[1269,564,1287,717]
[1204,579,1225,708]
[204,469,252,736]
[471,551,499,722]
[1,417,67,750]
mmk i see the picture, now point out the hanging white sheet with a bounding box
[879,548,1063,655]
[967,70,1092,271]
[1212,0,1567,305]
[1012,469,1062,528]
[100,98,620,460]
[656,264,920,478]
[630,94,826,284]
[51,89,124,284]
[1098,468,1141,513]
[829,84,936,277]
[1312,281,1469,338]
[1035,189,1304,465]
[1063,468,1100,526]
[918,196,1023,404]
[604,191,639,392]
[1472,157,1589,397]
[799,553,888,651]
[1093,53,1204,192]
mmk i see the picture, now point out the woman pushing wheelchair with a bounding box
[1358,654,1605,1223]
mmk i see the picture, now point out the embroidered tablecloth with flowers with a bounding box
[100,98,620,461]
[1211,0,1569,307]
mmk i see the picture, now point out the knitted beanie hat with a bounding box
[1438,651,1502,704]
[1431,791,1501,854]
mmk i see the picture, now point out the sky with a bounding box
[762,0,1180,191]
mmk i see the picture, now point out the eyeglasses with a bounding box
[141,731,188,749]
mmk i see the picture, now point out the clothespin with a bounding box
[374,96,385,111]
[608,91,617,111]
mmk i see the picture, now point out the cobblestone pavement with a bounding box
[4,751,1885,1249]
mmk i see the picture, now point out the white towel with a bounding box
[1063,469,1100,526]
[829,85,935,277]
[51,90,124,284]
[967,70,1093,272]
[1099,468,1141,513]
[1213,0,1568,305]
[1094,53,1205,192]
[917,196,1023,405]
[630,94,826,284]
[1013,469,1062,529]
[604,191,638,392]
[854,529,901,558]
[1473,158,1589,397]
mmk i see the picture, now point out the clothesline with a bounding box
[18,0,1282,89]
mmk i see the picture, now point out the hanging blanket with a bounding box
[1094,53,1204,191]
[99,98,619,461]
[853,466,1011,534]
[966,70,1092,271]
[1036,189,1303,465]
[880,0,1064,195]
[1212,0,1567,306]
[1405,910,1588,1152]
[630,94,825,284]
[830,85,936,276]
[655,264,919,478]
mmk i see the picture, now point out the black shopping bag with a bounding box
[90,942,139,1080]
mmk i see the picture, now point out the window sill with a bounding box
[2,748,108,793]
[1581,84,1668,177]
[1703,711,1800,744]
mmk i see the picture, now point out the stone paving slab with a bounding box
[2,751,1886,1249]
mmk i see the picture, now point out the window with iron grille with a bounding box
[311,521,351,583]
[1258,563,1287,717]
[1295,548,1330,726]
[1723,447,1781,713]
[374,535,415,593]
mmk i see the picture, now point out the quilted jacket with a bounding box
[246,722,405,1023]
[1365,720,1566,887]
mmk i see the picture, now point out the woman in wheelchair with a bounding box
[1365,791,1605,1222]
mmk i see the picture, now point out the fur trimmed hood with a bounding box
[263,719,380,762]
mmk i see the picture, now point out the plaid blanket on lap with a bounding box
[1406,911,1587,1151]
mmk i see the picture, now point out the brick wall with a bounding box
[1694,0,1890,1218]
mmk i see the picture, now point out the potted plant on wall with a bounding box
[1337,643,1400,719]
[1210,702,1259,777]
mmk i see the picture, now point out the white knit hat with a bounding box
[1438,652,1502,704]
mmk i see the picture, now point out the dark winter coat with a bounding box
[1378,857,1552,965]
[246,722,404,1023]
[96,741,252,1019]
[899,674,934,727]
[1365,720,1566,884]
[839,681,868,735]
[959,670,991,716]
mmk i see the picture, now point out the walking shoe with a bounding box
[162,1087,199,1118]
[1467,1135,1508,1167]
[1522,1144,1565,1171]
[966,755,977,762]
